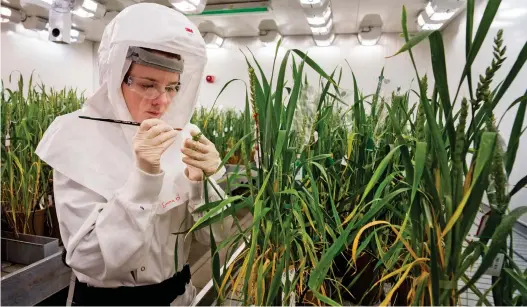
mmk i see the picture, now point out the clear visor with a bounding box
[124,75,182,100]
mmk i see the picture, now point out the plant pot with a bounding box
[5,208,47,236]
[1,231,59,265]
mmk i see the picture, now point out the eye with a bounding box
[166,84,180,93]
[141,84,155,90]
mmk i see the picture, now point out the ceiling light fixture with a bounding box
[23,15,48,31]
[169,0,207,15]
[1,5,27,23]
[203,32,224,48]
[299,0,327,9]
[19,0,52,6]
[81,0,97,12]
[260,30,282,47]
[313,32,335,47]
[71,31,85,43]
[358,25,381,46]
[1,6,12,18]
[425,1,456,21]
[417,11,444,31]
[310,18,333,36]
[421,23,443,30]
[78,0,105,18]
[306,3,332,26]
[72,8,94,18]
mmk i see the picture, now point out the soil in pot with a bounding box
[390,278,411,306]
[332,250,382,305]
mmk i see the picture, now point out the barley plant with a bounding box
[189,0,527,305]
[1,73,84,235]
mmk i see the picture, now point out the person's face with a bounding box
[121,63,181,122]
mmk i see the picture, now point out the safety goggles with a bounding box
[124,75,181,100]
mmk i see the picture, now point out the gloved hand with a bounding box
[133,119,179,174]
[181,129,221,181]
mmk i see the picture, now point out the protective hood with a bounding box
[93,2,207,134]
[36,3,210,200]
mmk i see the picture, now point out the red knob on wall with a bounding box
[206,75,215,83]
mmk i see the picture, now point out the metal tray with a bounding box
[1,231,59,265]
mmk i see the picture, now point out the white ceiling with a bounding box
[3,0,428,42]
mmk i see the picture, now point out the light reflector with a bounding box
[358,26,382,46]
[169,0,207,14]
[203,32,224,48]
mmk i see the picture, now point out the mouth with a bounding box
[147,111,161,118]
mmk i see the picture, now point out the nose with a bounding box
[151,92,170,106]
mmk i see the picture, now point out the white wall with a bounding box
[198,33,432,110]
[440,0,527,222]
[1,22,94,95]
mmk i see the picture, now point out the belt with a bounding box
[72,264,191,306]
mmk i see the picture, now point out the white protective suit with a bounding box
[35,3,231,305]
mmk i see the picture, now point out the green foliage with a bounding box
[189,1,527,306]
[3,1,527,305]
[1,73,84,234]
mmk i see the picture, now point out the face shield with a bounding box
[87,2,207,137]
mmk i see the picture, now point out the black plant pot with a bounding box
[332,250,382,305]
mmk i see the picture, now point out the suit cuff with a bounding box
[122,167,165,204]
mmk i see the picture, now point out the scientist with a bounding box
[36,3,232,306]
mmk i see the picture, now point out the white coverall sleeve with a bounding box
[54,167,163,280]
[178,176,233,244]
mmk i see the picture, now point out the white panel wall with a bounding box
[197,33,432,110]
[440,0,527,222]
[1,23,94,95]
